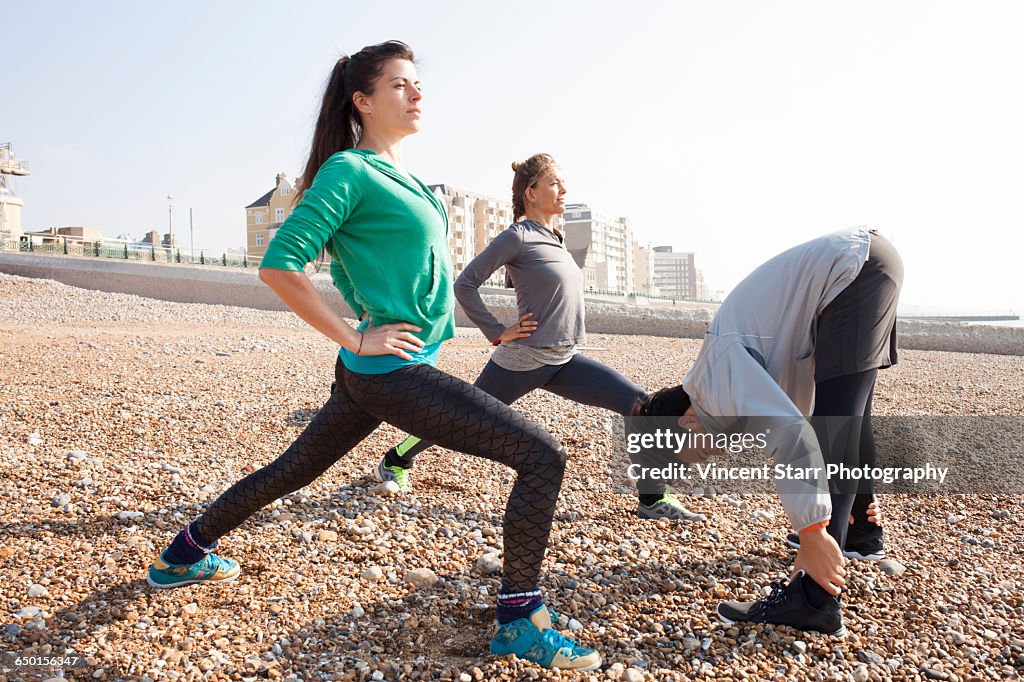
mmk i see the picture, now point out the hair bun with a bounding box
[511,160,523,172]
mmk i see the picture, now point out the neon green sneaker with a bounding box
[375,457,412,492]
[147,550,240,589]
[637,493,706,522]
[490,605,602,671]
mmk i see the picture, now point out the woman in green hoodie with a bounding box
[145,41,600,672]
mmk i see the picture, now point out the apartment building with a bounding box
[652,245,698,300]
[633,242,660,297]
[562,203,634,293]
[427,184,516,287]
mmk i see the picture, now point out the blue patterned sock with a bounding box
[496,587,543,625]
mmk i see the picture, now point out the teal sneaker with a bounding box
[490,605,602,671]
[375,458,412,492]
[638,493,706,522]
[147,550,240,589]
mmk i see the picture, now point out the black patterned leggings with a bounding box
[193,358,566,592]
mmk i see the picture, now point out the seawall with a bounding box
[2,251,1020,356]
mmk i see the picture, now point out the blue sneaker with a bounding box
[147,550,240,589]
[490,605,602,671]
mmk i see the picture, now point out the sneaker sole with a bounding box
[491,654,602,672]
[146,571,240,590]
[784,537,885,562]
[716,608,847,637]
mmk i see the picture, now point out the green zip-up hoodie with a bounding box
[260,149,456,346]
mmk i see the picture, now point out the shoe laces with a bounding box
[751,579,790,616]
[383,464,410,486]
[538,623,586,655]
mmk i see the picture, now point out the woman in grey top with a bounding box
[376,153,702,521]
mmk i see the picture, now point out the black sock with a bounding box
[496,588,543,625]
[163,521,216,565]
[384,447,414,470]
[638,493,665,507]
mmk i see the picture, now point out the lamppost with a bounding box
[167,194,174,252]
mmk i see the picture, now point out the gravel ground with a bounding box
[1,274,1022,682]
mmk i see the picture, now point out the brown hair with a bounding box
[296,40,415,201]
[511,153,558,221]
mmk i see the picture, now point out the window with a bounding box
[256,233,264,247]
[281,186,289,196]
[255,212,264,225]
[275,208,285,223]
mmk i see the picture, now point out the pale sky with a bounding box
[6,1,1023,314]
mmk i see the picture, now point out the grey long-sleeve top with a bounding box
[454,220,586,347]
[682,227,873,533]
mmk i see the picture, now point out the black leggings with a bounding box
[812,369,878,549]
[193,359,567,592]
[394,353,646,464]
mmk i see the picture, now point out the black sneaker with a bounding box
[785,526,885,561]
[717,571,845,636]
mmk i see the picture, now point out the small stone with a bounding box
[853,665,870,682]
[160,463,183,474]
[922,669,948,680]
[115,511,144,522]
[568,618,583,631]
[67,449,87,461]
[350,604,365,619]
[475,553,501,575]
[27,434,43,445]
[682,637,700,652]
[992,509,1010,519]
[15,607,41,619]
[370,671,384,681]
[793,640,807,655]
[623,669,644,682]
[858,649,884,665]
[317,530,338,542]
[27,584,48,598]
[751,509,774,519]
[361,566,383,582]
[51,493,71,508]
[4,623,21,638]
[981,539,995,548]
[404,568,439,589]
[459,674,472,682]
[879,559,906,576]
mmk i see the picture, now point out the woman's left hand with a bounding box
[497,312,539,343]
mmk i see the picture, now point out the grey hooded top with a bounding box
[683,227,873,532]
[454,220,586,348]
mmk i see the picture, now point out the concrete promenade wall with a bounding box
[2,252,1021,356]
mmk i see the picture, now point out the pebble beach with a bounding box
[1,273,1022,682]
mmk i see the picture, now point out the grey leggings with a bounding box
[193,358,566,592]
[393,353,646,464]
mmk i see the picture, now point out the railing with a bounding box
[1,237,263,269]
